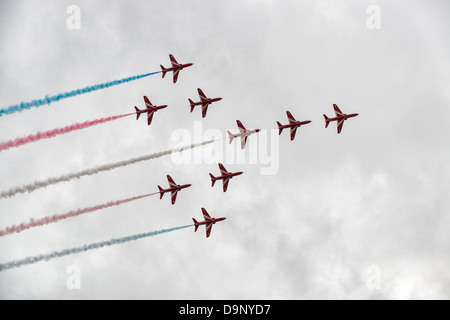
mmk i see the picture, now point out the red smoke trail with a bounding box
[0,113,134,153]
[0,192,158,237]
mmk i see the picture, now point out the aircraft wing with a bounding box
[223,177,231,192]
[201,103,209,118]
[236,120,247,133]
[171,189,178,205]
[286,111,296,124]
[337,119,345,134]
[167,175,177,188]
[333,104,344,117]
[144,96,153,108]
[169,54,179,67]
[201,208,214,237]
[218,163,229,175]
[147,109,155,125]
[241,136,248,149]
[205,222,213,238]
[198,88,207,101]
[202,208,213,221]
[290,126,298,141]
[173,68,180,83]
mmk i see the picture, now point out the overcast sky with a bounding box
[0,0,449,299]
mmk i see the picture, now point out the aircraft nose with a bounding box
[256,129,261,133]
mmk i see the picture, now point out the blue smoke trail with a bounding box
[0,71,161,117]
[0,224,192,272]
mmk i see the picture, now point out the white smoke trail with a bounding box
[0,225,192,272]
[0,139,215,199]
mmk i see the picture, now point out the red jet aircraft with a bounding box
[192,208,226,238]
[134,96,168,125]
[209,163,243,192]
[323,104,358,134]
[188,88,222,118]
[227,120,261,149]
[276,111,312,141]
[157,175,192,205]
[160,54,193,83]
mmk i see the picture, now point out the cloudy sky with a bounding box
[0,0,449,299]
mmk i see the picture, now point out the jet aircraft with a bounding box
[323,104,358,134]
[209,163,243,192]
[158,175,192,205]
[188,88,222,118]
[227,120,261,149]
[276,111,311,140]
[134,96,168,125]
[160,54,193,83]
[192,208,226,238]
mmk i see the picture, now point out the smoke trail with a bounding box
[0,71,160,117]
[0,192,158,237]
[0,113,133,153]
[0,139,215,198]
[0,225,192,272]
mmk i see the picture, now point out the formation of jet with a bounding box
[227,120,261,149]
[134,96,167,126]
[323,104,358,134]
[209,163,243,192]
[188,88,222,118]
[160,54,193,83]
[151,55,360,239]
[192,208,226,238]
[277,111,312,141]
[157,175,192,205]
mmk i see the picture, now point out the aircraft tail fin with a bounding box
[209,173,216,187]
[227,131,234,144]
[323,114,330,128]
[158,186,164,199]
[160,65,167,79]
[134,106,141,120]
[276,121,283,135]
[189,99,195,112]
[192,218,199,232]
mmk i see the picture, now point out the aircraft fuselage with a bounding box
[137,105,168,114]
[191,97,222,106]
[327,113,358,122]
[216,172,243,180]
[194,217,226,227]
[279,120,311,129]
[230,129,261,139]
[167,63,193,72]
[159,183,192,194]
